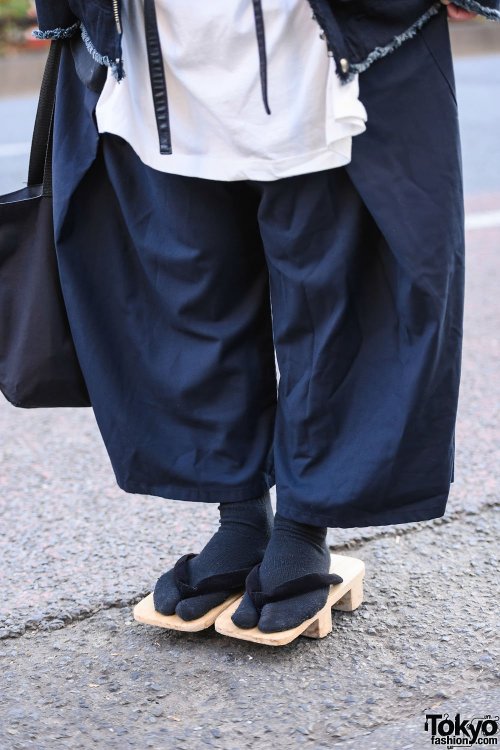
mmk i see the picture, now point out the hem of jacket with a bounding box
[31,22,80,40]
[339,1,443,84]
[451,0,500,19]
[32,22,125,82]
[80,23,125,82]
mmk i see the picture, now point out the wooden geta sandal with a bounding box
[214,553,365,645]
[133,552,258,632]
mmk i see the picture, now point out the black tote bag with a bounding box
[0,40,91,408]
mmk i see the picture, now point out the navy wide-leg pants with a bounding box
[51,8,465,527]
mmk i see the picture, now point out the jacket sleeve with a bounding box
[448,0,500,19]
[31,0,79,39]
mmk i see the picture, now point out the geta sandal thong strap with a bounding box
[173,553,258,599]
[245,562,343,616]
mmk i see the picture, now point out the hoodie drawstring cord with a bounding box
[143,0,271,155]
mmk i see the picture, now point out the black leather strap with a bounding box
[244,562,343,615]
[252,0,271,115]
[144,0,172,154]
[172,553,258,599]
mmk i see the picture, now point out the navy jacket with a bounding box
[33,0,499,154]
[33,0,500,84]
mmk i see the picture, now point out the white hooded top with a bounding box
[95,0,368,181]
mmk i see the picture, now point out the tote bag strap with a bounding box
[27,40,63,195]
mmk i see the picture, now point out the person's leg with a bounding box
[232,164,368,631]
[233,7,464,630]
[154,491,274,619]
[53,131,279,618]
[231,511,332,631]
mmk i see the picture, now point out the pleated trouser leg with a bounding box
[54,129,277,501]
[254,7,464,526]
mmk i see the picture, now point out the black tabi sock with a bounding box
[230,511,331,632]
[153,490,274,620]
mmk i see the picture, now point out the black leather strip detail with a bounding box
[144,0,172,154]
[252,0,271,115]
[172,553,258,599]
[245,563,343,615]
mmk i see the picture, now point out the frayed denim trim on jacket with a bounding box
[340,1,443,84]
[451,0,500,19]
[31,21,125,82]
[32,21,80,40]
[80,23,125,82]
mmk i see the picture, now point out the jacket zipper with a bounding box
[112,0,122,34]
